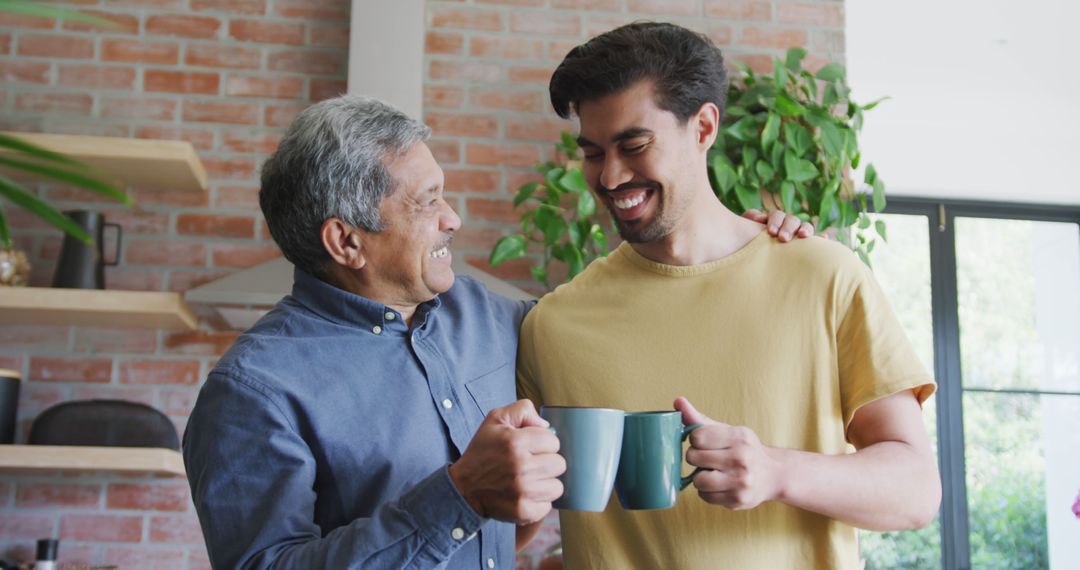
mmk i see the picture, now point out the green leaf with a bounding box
[725,116,758,142]
[875,219,888,242]
[711,155,737,192]
[761,112,781,150]
[856,247,872,268]
[0,1,124,28]
[858,214,871,229]
[559,168,590,194]
[817,192,837,232]
[742,146,759,170]
[780,181,796,212]
[576,188,596,218]
[774,93,806,117]
[785,47,808,71]
[544,167,567,197]
[566,246,585,278]
[0,173,93,244]
[530,265,548,286]
[560,131,579,154]
[0,156,130,205]
[872,178,886,212]
[863,163,879,186]
[755,160,775,182]
[590,223,608,252]
[815,62,846,82]
[513,181,539,208]
[488,235,527,267]
[534,205,567,245]
[734,183,762,212]
[773,58,788,90]
[784,151,819,183]
[862,96,890,111]
[568,221,584,250]
[0,204,10,249]
[784,123,814,156]
[818,122,844,158]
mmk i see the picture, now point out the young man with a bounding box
[517,23,940,569]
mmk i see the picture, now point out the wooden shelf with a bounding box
[0,287,197,331]
[0,445,185,477]
[0,131,208,194]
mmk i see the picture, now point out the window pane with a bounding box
[861,213,941,569]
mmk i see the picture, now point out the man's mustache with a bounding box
[598,181,660,195]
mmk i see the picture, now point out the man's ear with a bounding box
[693,102,720,149]
[321,218,365,270]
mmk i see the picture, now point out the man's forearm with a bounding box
[772,440,941,531]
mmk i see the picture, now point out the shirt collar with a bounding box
[289,268,442,335]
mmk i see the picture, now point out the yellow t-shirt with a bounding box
[517,231,935,570]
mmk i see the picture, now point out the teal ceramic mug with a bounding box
[540,406,626,512]
[615,411,703,510]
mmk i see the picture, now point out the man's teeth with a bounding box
[430,247,449,259]
[613,194,645,210]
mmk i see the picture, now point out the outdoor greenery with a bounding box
[489,48,888,288]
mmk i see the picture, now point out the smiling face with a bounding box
[360,141,461,306]
[576,81,707,244]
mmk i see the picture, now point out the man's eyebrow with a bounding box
[577,127,655,148]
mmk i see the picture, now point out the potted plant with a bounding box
[489,47,887,288]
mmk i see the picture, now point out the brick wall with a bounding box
[0,1,842,568]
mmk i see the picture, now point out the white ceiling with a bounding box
[847,0,1080,205]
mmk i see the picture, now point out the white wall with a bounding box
[847,0,1080,205]
[348,0,424,118]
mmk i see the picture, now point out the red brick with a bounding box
[119,359,201,385]
[0,32,10,54]
[17,483,101,509]
[309,24,350,49]
[629,0,700,14]
[210,243,281,268]
[177,213,256,238]
[425,112,498,138]
[310,78,347,102]
[740,27,808,49]
[104,547,186,570]
[429,60,503,83]
[704,0,772,20]
[510,12,580,35]
[507,65,552,85]
[0,12,56,29]
[106,268,165,291]
[453,226,504,250]
[424,85,464,110]
[108,483,190,512]
[705,25,734,46]
[0,514,54,540]
[0,61,51,84]
[584,14,636,37]
[102,39,180,64]
[507,117,574,142]
[547,39,581,61]
[467,143,540,168]
[185,44,261,69]
[61,514,142,542]
[160,389,199,415]
[425,31,464,55]
[225,75,303,99]
[18,383,64,418]
[466,197,521,224]
[0,355,21,372]
[477,0,543,5]
[106,208,171,235]
[273,0,349,20]
[469,37,544,59]
[163,330,243,355]
[30,356,112,383]
[125,239,207,266]
[778,2,844,27]
[474,89,543,113]
[136,126,215,151]
[192,0,267,15]
[265,102,307,127]
[728,52,774,74]
[430,6,503,31]
[102,96,178,121]
[552,0,620,9]
[189,548,212,570]
[216,185,260,209]
[183,101,259,125]
[445,169,501,193]
[72,327,156,354]
[427,139,461,164]
[268,49,343,74]
[0,325,70,351]
[146,14,222,39]
[17,34,93,58]
[202,157,257,180]
[71,385,156,407]
[58,64,136,89]
[133,187,210,209]
[222,130,280,153]
[467,254,534,282]
[62,10,139,34]
[145,69,221,95]
[230,19,305,45]
[150,515,205,543]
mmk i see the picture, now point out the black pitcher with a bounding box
[52,210,122,289]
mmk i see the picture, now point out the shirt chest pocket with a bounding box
[463,362,515,417]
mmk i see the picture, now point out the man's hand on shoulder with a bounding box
[449,399,566,525]
[742,208,815,242]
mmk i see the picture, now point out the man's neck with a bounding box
[629,189,763,266]
[321,266,421,325]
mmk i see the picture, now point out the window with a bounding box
[859,199,1080,570]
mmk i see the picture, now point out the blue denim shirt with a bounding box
[183,269,532,569]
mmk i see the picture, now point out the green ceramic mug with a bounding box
[540,405,626,512]
[615,411,703,510]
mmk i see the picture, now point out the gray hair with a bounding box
[259,95,431,277]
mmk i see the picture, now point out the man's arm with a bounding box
[676,391,941,531]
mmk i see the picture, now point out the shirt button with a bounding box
[451,527,465,540]
[385,312,395,320]
[372,325,382,335]
[442,399,453,410]
[487,558,495,568]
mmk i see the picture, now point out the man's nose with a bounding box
[600,154,632,191]
[441,200,462,233]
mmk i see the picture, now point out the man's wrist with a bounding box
[448,461,487,518]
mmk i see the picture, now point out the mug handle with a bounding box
[104,222,123,266]
[680,423,706,490]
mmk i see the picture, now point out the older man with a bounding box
[184,96,565,569]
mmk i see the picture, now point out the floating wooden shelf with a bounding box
[0,445,185,477]
[0,131,208,194]
[0,287,197,331]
